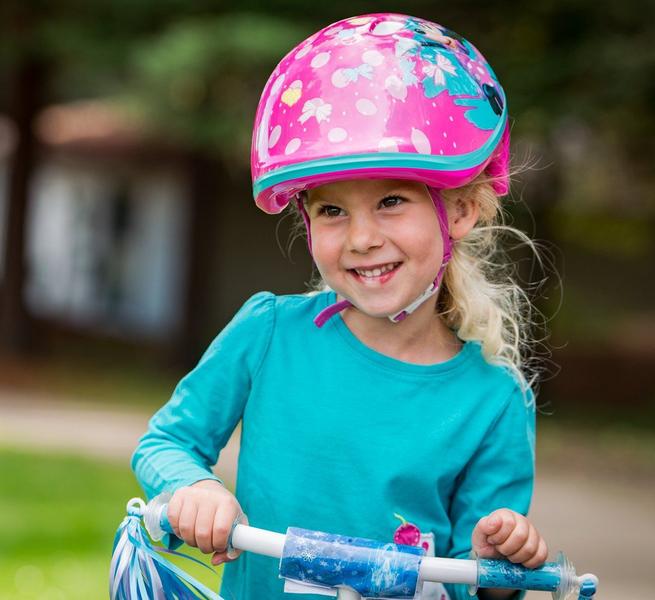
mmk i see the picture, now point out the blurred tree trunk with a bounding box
[0,58,47,354]
[174,152,222,365]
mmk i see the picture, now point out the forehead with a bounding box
[306,178,427,203]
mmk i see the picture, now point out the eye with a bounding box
[379,195,404,209]
[317,204,345,217]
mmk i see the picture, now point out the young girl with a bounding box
[133,13,548,600]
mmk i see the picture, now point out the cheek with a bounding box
[309,229,341,274]
[423,233,444,263]
[412,241,443,275]
[419,212,444,261]
[396,220,443,264]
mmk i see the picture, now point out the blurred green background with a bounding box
[0,1,653,599]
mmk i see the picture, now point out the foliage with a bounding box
[0,447,220,599]
[2,0,653,178]
[126,13,312,161]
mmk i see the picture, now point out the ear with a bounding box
[448,196,479,240]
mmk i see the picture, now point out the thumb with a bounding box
[223,512,249,561]
[472,516,493,551]
[471,516,502,558]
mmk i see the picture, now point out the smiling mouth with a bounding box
[348,262,402,281]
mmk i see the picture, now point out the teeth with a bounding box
[354,263,397,278]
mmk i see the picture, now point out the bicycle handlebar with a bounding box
[133,496,598,600]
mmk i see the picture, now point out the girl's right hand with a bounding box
[167,479,248,566]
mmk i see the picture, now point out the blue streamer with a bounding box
[110,510,224,600]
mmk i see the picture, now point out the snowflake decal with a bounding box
[300,549,317,562]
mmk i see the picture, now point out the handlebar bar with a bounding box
[130,495,599,600]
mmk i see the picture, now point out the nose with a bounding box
[346,212,384,253]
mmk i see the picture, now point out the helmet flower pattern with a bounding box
[331,63,374,88]
[422,54,457,87]
[394,37,420,58]
[299,98,332,124]
[335,23,370,45]
[281,80,303,106]
[399,58,418,86]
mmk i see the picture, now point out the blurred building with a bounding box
[0,101,312,361]
[1,102,190,342]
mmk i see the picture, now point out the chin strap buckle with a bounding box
[388,281,440,323]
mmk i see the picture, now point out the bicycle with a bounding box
[110,495,598,600]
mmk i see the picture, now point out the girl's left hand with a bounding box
[471,508,548,568]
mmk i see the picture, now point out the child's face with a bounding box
[305,179,445,319]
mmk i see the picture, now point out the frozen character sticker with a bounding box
[402,16,505,123]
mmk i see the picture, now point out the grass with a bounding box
[0,447,221,600]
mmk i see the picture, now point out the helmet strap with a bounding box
[295,195,313,254]
[389,187,452,322]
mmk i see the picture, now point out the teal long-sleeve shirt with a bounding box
[132,291,536,600]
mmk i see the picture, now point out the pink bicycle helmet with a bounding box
[251,13,510,214]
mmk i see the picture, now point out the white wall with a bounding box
[24,158,190,339]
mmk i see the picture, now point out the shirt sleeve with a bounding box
[444,384,536,600]
[131,291,275,500]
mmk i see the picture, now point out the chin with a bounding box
[347,297,407,319]
[329,278,421,319]
[357,307,396,320]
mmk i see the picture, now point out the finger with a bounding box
[167,494,183,535]
[486,509,517,546]
[225,512,249,559]
[507,523,539,564]
[195,502,218,554]
[213,511,249,562]
[211,549,231,566]
[474,543,503,559]
[471,517,498,554]
[480,514,504,536]
[178,498,199,548]
[212,546,243,565]
[471,522,485,552]
[522,537,548,569]
[211,511,232,555]
[211,545,241,565]
[495,517,530,558]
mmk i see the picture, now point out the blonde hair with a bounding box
[287,173,551,396]
[438,174,549,396]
